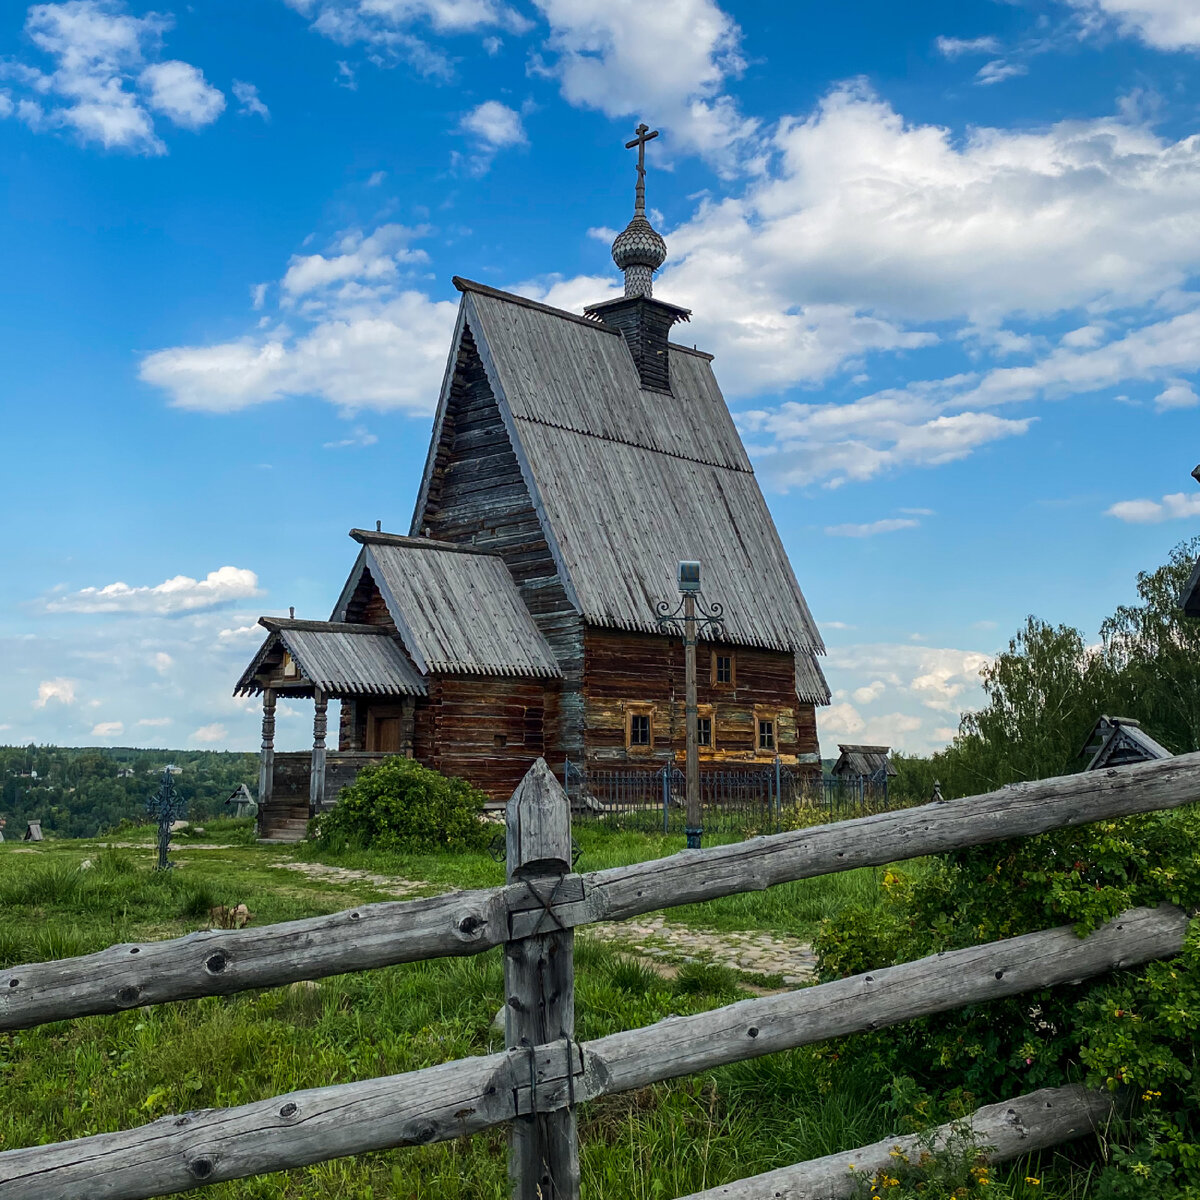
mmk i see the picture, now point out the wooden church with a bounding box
[236,128,828,840]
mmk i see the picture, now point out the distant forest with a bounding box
[0,746,258,840]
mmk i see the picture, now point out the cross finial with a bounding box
[625,122,659,217]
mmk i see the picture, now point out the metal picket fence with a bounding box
[561,758,896,836]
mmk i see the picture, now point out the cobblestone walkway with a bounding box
[587,915,818,985]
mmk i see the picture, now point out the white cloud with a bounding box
[232,79,269,119]
[529,0,756,168]
[0,92,14,118]
[1154,380,1198,411]
[191,722,228,743]
[90,720,124,737]
[324,424,378,448]
[141,225,458,414]
[2,1,224,153]
[852,680,886,704]
[45,566,261,615]
[140,60,224,128]
[35,677,78,707]
[821,701,864,737]
[137,716,172,726]
[460,99,526,148]
[1106,491,1200,523]
[825,517,919,538]
[151,651,173,674]
[218,624,263,642]
[1068,0,1200,50]
[281,224,429,298]
[935,35,1001,57]
[366,169,386,186]
[976,59,1028,85]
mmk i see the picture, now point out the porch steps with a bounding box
[258,799,310,844]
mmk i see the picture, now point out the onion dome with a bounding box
[612,215,666,298]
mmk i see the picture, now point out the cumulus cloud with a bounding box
[45,566,261,615]
[852,680,887,704]
[1106,491,1200,523]
[825,517,919,538]
[460,99,526,148]
[1154,381,1199,411]
[2,1,224,153]
[137,716,172,726]
[90,720,124,736]
[529,0,755,168]
[232,79,269,119]
[35,677,78,707]
[140,59,224,128]
[218,624,263,642]
[151,651,173,673]
[141,223,456,414]
[976,59,1027,85]
[191,722,228,743]
[1067,0,1200,50]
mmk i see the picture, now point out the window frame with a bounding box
[625,702,655,753]
[754,709,778,756]
[695,701,716,752]
[710,650,736,689]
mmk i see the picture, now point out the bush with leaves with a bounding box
[815,806,1200,1197]
[308,757,491,853]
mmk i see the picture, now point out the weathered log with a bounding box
[504,760,579,1199]
[0,906,1184,1200]
[3,751,1199,1032]
[674,1085,1114,1199]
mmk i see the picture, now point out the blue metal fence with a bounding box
[562,759,896,836]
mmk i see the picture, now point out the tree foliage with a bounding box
[893,537,1200,803]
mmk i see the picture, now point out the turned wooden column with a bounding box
[310,689,327,817]
[258,688,276,835]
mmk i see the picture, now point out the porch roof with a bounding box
[234,619,427,699]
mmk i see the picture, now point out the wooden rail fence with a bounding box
[1,753,1197,1199]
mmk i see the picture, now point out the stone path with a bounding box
[587,915,817,985]
[273,861,429,898]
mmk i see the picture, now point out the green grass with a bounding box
[0,832,1097,1197]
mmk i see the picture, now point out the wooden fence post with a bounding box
[505,758,580,1200]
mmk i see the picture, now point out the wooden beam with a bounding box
[673,1085,1114,1199]
[309,689,327,817]
[0,906,1184,1199]
[2,752,1199,1032]
[504,759,579,1200]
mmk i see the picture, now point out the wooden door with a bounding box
[368,715,402,752]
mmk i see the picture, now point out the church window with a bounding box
[756,716,776,753]
[626,704,654,751]
[712,652,735,688]
[697,716,712,747]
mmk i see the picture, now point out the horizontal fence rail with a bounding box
[0,904,1188,1200]
[676,1084,1115,1200]
[5,751,1200,1033]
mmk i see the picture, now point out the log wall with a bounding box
[419,325,582,761]
[582,629,819,769]
[413,675,549,802]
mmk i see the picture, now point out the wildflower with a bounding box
[1025,1177,1040,1186]
[1142,1090,1162,1101]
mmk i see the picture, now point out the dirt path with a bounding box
[587,915,817,984]
[272,861,430,898]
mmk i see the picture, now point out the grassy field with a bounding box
[0,823,1094,1198]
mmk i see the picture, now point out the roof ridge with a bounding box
[349,529,501,556]
[453,277,621,334]
[260,617,391,634]
[511,413,754,473]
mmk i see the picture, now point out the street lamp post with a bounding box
[656,561,725,849]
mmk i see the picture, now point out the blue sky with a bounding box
[2,0,1199,754]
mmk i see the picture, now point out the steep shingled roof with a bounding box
[234,619,426,698]
[334,533,562,678]
[411,279,824,657]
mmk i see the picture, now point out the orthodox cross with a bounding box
[625,122,659,216]
[146,766,187,870]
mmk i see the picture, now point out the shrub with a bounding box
[309,757,490,854]
[814,807,1200,1196]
